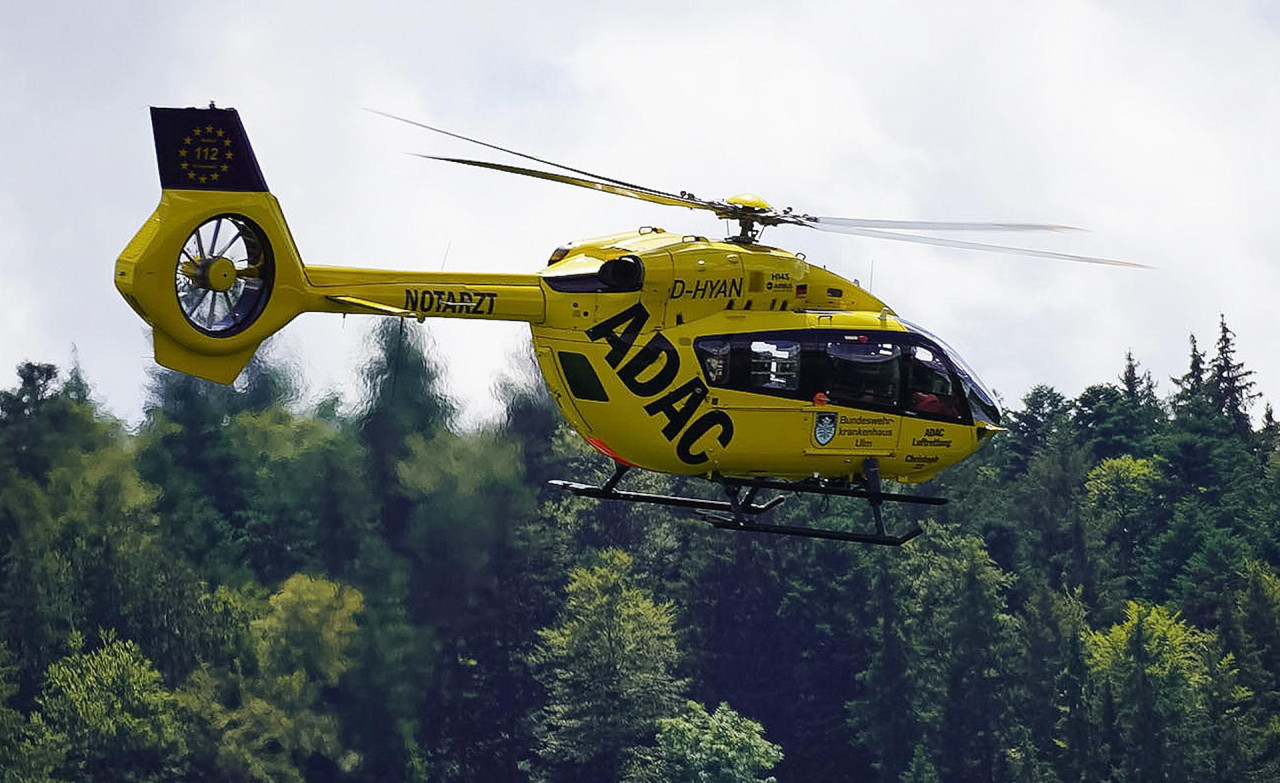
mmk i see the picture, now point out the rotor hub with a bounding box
[725,193,773,211]
[202,256,237,292]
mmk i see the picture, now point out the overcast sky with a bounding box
[3,1,1278,428]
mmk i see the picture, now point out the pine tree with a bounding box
[356,319,454,548]
[1209,315,1258,438]
[850,550,917,783]
[1005,385,1073,476]
[1171,334,1210,419]
[1260,404,1279,465]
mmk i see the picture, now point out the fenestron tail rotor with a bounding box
[378,110,1149,268]
[175,215,276,336]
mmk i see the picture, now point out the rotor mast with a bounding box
[721,193,775,244]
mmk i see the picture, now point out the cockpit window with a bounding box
[899,318,1001,424]
[905,344,964,421]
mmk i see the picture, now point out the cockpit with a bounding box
[693,319,1001,426]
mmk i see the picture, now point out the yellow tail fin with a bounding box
[116,106,544,383]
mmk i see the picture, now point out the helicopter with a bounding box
[115,105,1144,545]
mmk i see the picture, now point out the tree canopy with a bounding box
[0,313,1278,781]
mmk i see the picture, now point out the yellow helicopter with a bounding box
[115,105,1144,544]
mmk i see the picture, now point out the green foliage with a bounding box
[0,362,116,483]
[253,574,364,687]
[624,700,782,783]
[0,641,59,783]
[531,548,686,781]
[178,575,363,782]
[38,629,187,782]
[1086,456,1163,612]
[2,321,1280,782]
[1083,602,1251,780]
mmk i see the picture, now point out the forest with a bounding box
[1,314,1278,783]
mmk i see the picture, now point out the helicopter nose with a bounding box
[976,422,1005,442]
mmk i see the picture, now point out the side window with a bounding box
[558,351,609,402]
[749,340,800,391]
[696,338,731,385]
[827,339,901,410]
[905,343,963,420]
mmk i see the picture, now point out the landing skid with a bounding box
[548,459,945,545]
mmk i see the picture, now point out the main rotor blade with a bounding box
[806,224,1151,268]
[808,216,1081,232]
[411,154,716,212]
[373,109,690,202]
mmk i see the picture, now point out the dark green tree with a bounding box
[1005,385,1074,477]
[1073,352,1164,462]
[356,318,453,547]
[530,549,685,782]
[1209,314,1258,440]
[0,640,58,782]
[136,355,298,578]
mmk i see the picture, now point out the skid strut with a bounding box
[549,459,944,545]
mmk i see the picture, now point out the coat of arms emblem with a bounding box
[814,412,837,446]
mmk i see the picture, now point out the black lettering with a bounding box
[677,410,734,465]
[617,333,680,397]
[643,377,709,440]
[670,279,686,298]
[585,303,650,367]
[404,289,419,311]
[728,278,742,298]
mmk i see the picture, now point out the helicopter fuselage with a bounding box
[116,106,1002,492]
[519,228,999,483]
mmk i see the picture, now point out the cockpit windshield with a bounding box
[898,318,1002,425]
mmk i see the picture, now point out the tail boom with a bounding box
[306,266,545,323]
[116,105,546,384]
